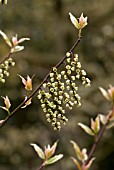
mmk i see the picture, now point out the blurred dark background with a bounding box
[0,0,114,170]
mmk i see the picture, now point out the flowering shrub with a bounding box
[0,1,114,170]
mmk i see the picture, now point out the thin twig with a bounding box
[86,123,108,165]
[37,164,45,170]
[0,36,81,128]
[0,52,12,64]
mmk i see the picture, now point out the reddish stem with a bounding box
[86,123,107,165]
[37,164,45,170]
[85,106,114,165]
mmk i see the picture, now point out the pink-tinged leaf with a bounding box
[0,120,4,125]
[78,123,95,136]
[26,75,32,91]
[85,157,95,170]
[81,148,88,161]
[0,30,12,47]
[45,154,63,165]
[71,157,82,170]
[12,35,18,46]
[79,13,88,29]
[18,75,27,86]
[2,95,11,109]
[18,75,33,91]
[45,140,58,159]
[99,114,108,125]
[21,97,32,108]
[108,85,114,101]
[30,143,45,160]
[18,38,30,44]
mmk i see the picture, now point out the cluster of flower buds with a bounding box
[38,52,91,130]
[0,58,15,83]
[65,52,91,87]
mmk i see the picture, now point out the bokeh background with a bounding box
[0,0,114,170]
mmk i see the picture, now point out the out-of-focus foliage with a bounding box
[0,0,114,170]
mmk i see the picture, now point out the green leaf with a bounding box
[70,140,84,161]
[31,143,45,159]
[45,154,63,165]
[78,123,95,136]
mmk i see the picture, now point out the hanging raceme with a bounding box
[37,52,91,130]
[0,58,15,83]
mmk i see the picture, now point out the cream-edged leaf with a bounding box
[31,143,45,159]
[11,46,24,53]
[0,106,8,111]
[0,30,12,47]
[78,123,95,136]
[99,87,110,101]
[107,121,114,129]
[69,13,80,29]
[18,38,30,44]
[99,114,108,125]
